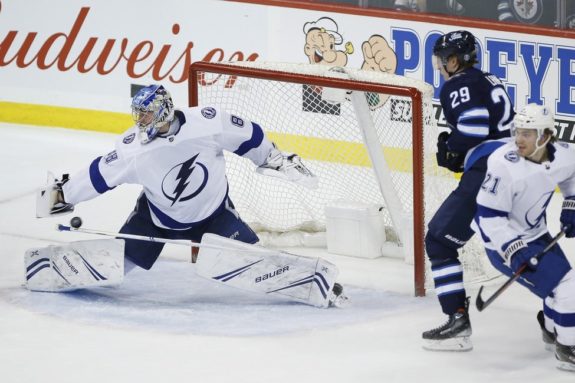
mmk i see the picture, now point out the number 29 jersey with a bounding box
[441,67,514,156]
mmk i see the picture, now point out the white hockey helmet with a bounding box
[512,103,555,135]
[512,103,556,158]
[131,85,174,144]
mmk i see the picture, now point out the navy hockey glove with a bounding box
[560,197,575,238]
[436,132,464,173]
[503,239,539,272]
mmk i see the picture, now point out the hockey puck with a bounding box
[70,216,83,229]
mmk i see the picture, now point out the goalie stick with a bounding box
[56,224,272,254]
[475,227,567,312]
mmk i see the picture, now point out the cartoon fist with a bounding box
[361,35,397,74]
[360,35,397,110]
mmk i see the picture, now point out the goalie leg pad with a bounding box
[196,234,339,308]
[25,239,125,292]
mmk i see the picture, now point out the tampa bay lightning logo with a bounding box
[161,154,208,206]
[201,107,216,119]
[123,133,135,144]
[504,151,520,163]
[525,191,553,229]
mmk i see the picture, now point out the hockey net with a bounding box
[188,61,499,296]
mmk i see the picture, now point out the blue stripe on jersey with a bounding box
[464,140,506,171]
[457,108,490,137]
[476,204,508,219]
[457,123,489,137]
[89,157,115,194]
[234,122,264,156]
[473,216,491,243]
[474,204,508,243]
[147,194,227,229]
[459,107,489,119]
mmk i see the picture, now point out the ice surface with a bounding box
[0,123,574,382]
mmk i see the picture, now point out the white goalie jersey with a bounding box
[474,141,575,255]
[62,106,274,229]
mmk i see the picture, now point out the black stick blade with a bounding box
[476,285,486,312]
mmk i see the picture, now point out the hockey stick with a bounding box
[56,224,271,254]
[476,227,567,312]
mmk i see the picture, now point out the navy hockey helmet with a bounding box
[131,84,174,144]
[433,30,477,68]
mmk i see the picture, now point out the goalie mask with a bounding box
[131,85,175,144]
[433,30,477,75]
[512,103,556,159]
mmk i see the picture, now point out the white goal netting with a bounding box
[189,61,500,295]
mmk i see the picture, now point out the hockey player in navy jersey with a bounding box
[474,104,575,372]
[422,30,514,351]
[30,84,347,308]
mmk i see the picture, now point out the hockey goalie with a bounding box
[28,84,348,309]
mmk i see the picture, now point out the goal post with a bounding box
[187,60,495,297]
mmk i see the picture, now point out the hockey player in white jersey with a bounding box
[474,104,575,372]
[30,84,347,308]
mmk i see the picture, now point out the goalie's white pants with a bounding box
[196,234,339,308]
[25,239,124,292]
[543,269,575,346]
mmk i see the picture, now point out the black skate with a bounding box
[555,342,575,372]
[328,283,349,308]
[537,310,556,351]
[422,298,472,351]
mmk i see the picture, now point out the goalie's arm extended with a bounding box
[218,109,318,189]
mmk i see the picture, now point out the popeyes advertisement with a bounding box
[0,0,574,140]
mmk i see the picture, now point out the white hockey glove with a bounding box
[36,172,75,218]
[256,147,318,190]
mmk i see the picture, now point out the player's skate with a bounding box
[537,310,556,351]
[328,283,349,308]
[422,298,472,351]
[555,342,575,372]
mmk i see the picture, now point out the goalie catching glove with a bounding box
[256,145,318,190]
[36,172,75,218]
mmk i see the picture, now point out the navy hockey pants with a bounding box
[425,156,488,315]
[119,193,259,270]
